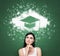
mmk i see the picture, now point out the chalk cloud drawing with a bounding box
[10,9,50,31]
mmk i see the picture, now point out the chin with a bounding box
[27,43,32,45]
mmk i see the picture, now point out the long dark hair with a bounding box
[23,32,35,47]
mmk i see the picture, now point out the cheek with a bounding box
[31,40,34,43]
[25,39,27,42]
[25,38,29,43]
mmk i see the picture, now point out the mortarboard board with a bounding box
[21,16,39,28]
[21,16,39,23]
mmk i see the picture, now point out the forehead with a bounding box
[26,34,34,37]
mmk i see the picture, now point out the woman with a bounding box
[18,32,42,56]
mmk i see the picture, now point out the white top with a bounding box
[23,47,37,56]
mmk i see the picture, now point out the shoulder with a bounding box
[18,48,24,55]
[35,47,42,52]
[18,48,24,52]
[35,47,42,56]
[35,47,41,50]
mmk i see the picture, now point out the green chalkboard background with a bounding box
[0,0,60,56]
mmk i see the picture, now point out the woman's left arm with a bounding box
[37,47,42,56]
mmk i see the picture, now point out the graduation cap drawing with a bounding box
[21,16,39,28]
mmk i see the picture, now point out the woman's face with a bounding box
[25,34,34,45]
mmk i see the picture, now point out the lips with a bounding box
[27,41,30,43]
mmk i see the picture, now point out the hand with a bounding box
[25,45,33,56]
[27,45,33,49]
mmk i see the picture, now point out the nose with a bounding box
[27,38,30,41]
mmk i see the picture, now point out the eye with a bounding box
[26,37,29,38]
[30,37,33,39]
